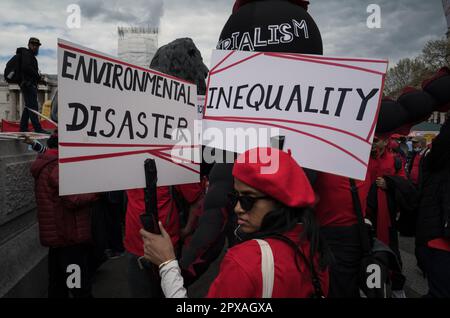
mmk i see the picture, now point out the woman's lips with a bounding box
[237,219,248,225]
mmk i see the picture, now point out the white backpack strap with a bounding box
[255,239,274,298]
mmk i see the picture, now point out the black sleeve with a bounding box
[31,140,47,154]
[179,163,234,272]
[204,163,234,209]
[427,117,450,170]
[303,168,318,185]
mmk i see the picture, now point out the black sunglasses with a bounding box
[228,191,270,212]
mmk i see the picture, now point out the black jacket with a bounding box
[416,118,450,247]
[367,175,418,237]
[17,47,40,86]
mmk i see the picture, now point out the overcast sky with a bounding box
[0,0,448,75]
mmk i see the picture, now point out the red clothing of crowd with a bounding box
[124,184,203,256]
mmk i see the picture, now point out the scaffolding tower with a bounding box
[118,26,159,68]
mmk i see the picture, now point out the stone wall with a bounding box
[0,140,48,297]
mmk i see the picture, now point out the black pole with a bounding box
[140,158,160,234]
[138,158,163,298]
[270,135,285,150]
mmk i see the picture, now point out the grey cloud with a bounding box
[0,0,446,74]
[78,0,164,26]
[309,0,447,63]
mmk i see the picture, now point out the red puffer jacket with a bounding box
[30,149,99,247]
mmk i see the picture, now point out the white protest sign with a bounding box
[57,39,200,195]
[203,50,388,180]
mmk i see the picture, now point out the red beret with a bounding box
[232,0,310,14]
[232,147,316,208]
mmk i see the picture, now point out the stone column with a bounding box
[0,140,48,297]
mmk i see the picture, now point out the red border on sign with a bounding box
[210,50,236,73]
[203,115,371,145]
[59,148,200,174]
[366,74,387,141]
[207,116,367,167]
[58,42,194,85]
[59,142,199,149]
[59,143,200,174]
[210,52,264,76]
[277,53,388,64]
[263,52,386,76]
[204,50,387,157]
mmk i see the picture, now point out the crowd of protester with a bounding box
[20,0,450,299]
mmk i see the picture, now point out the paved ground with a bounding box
[92,237,428,298]
[399,236,428,298]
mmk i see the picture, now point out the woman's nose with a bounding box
[234,201,245,215]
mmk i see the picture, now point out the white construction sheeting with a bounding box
[118,26,159,68]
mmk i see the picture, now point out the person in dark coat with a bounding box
[406,136,428,187]
[30,131,99,298]
[415,115,450,298]
[366,135,411,297]
[18,37,49,134]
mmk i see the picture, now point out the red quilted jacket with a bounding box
[30,149,99,247]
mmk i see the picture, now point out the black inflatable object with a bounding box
[218,0,322,55]
[398,90,435,122]
[150,38,209,95]
[423,70,450,108]
[376,100,410,134]
[376,68,450,136]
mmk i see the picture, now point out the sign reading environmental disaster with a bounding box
[203,50,388,180]
[57,39,200,196]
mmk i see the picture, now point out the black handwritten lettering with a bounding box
[247,84,265,111]
[234,85,249,110]
[356,88,379,121]
[87,106,101,137]
[285,85,302,112]
[99,109,115,138]
[62,51,76,80]
[320,87,334,115]
[117,111,134,139]
[136,112,148,139]
[66,103,88,131]
[335,88,353,117]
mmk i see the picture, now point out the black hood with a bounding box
[16,47,29,55]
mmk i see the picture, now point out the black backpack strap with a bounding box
[417,148,431,192]
[349,178,372,255]
[394,155,403,174]
[439,166,450,237]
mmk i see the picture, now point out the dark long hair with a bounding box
[236,205,332,297]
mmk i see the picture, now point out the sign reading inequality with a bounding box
[203,50,388,180]
[57,39,200,195]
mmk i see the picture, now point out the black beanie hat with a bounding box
[218,0,322,55]
[150,38,209,95]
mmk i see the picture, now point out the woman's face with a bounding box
[233,178,277,234]
[371,137,387,158]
